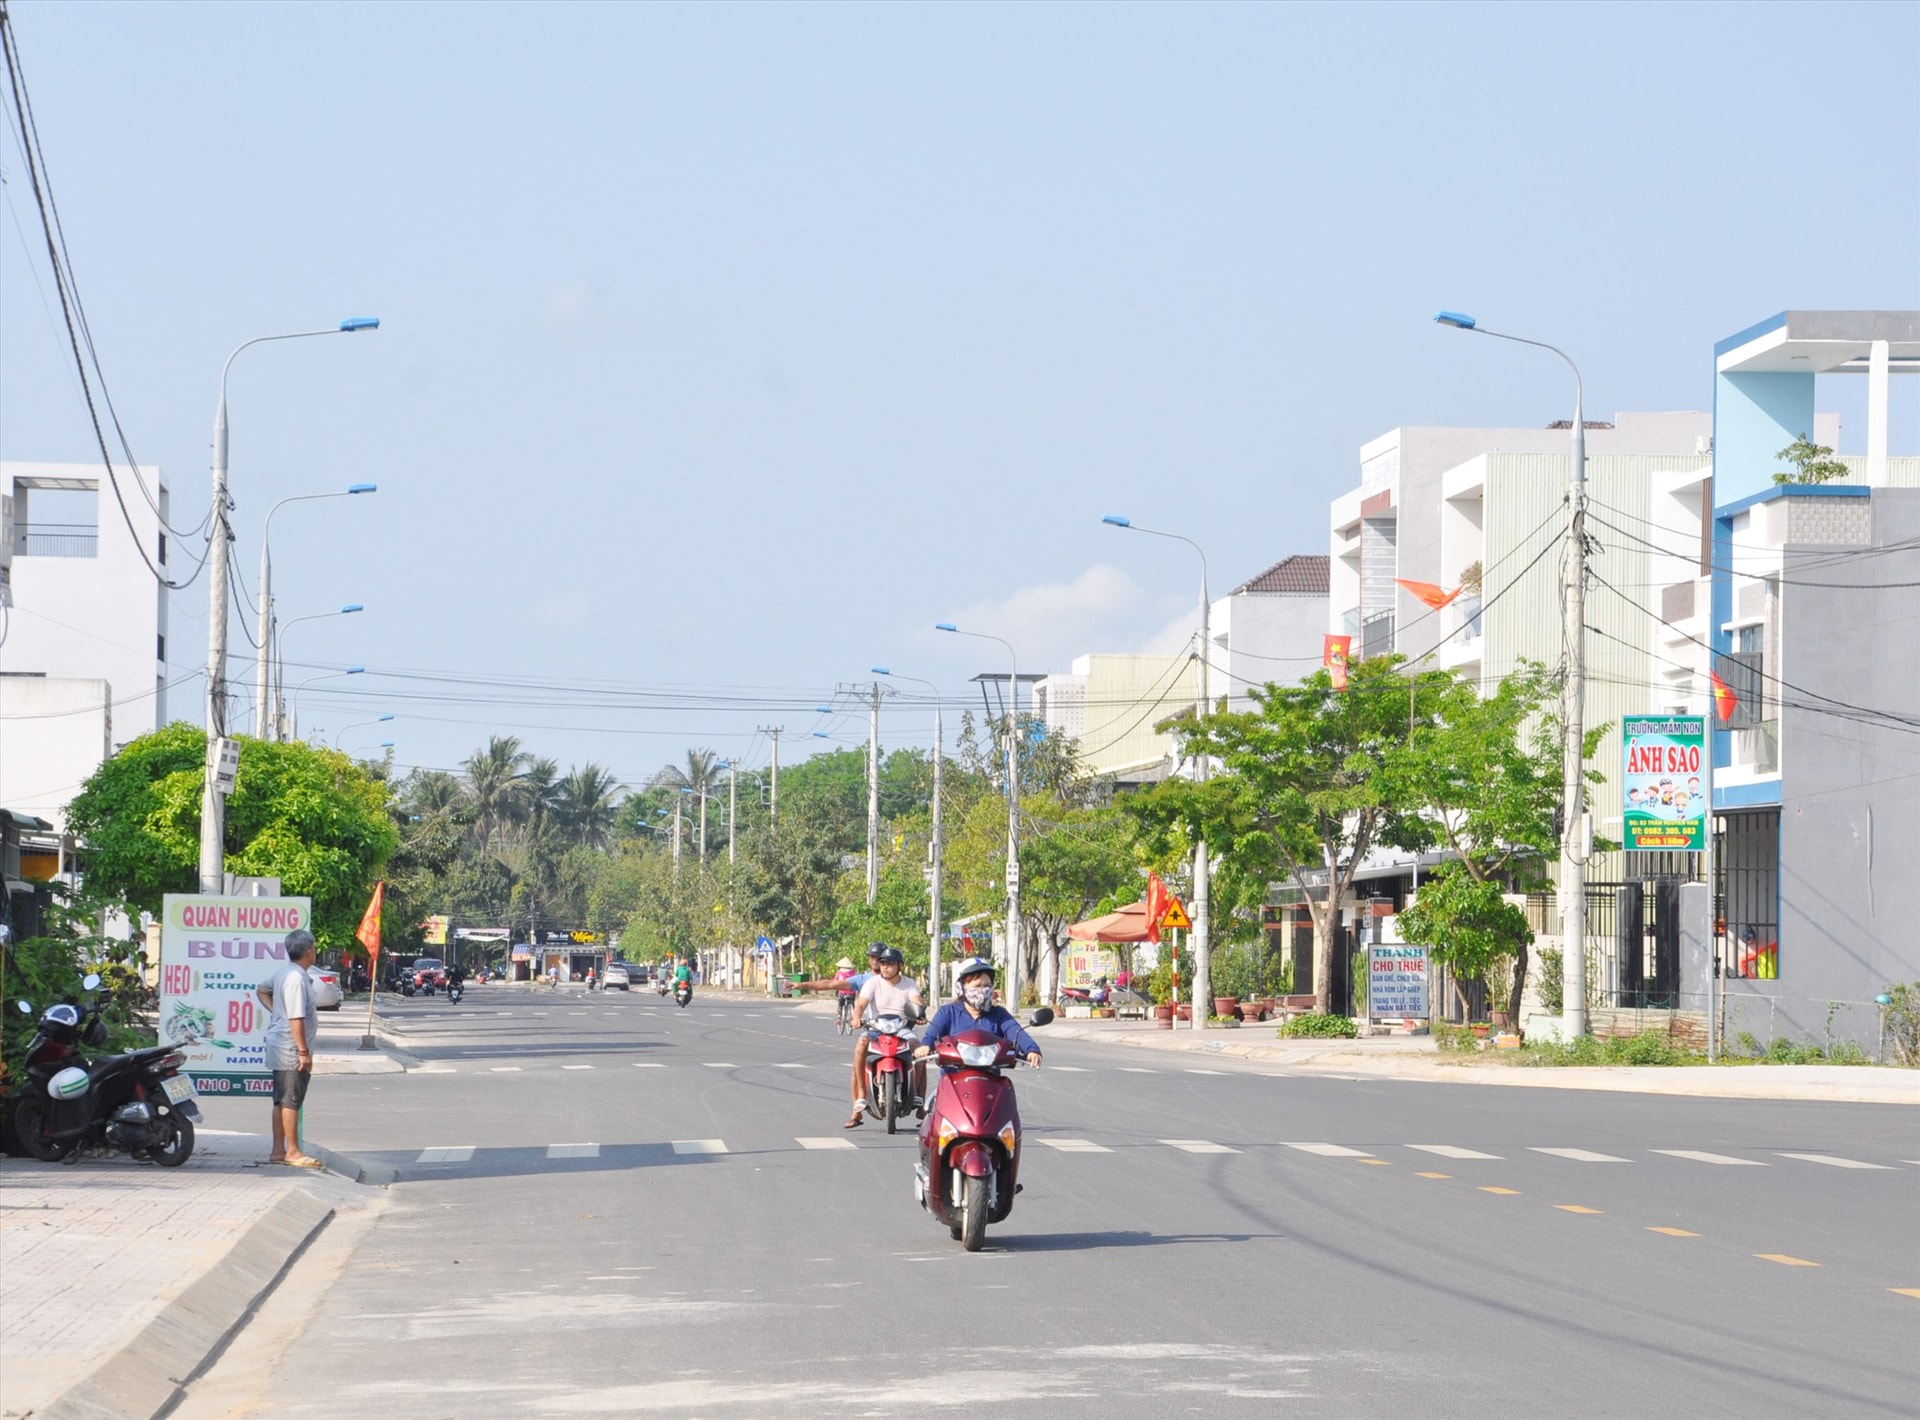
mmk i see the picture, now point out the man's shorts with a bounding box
[272,1068,312,1109]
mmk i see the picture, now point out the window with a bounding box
[158,531,167,566]
[157,634,166,663]
[1721,810,1779,980]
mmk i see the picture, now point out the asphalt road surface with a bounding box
[177,987,1920,1418]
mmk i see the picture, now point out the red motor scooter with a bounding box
[915,1028,1027,1251]
[861,1013,918,1134]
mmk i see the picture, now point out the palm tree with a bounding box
[404,769,467,828]
[653,749,721,861]
[522,756,561,826]
[464,735,527,849]
[556,764,623,849]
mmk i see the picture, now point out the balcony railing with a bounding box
[12,522,99,558]
[1360,611,1395,660]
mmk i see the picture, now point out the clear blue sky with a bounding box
[3,1,1915,786]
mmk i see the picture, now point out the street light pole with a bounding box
[288,665,363,740]
[332,713,394,749]
[198,318,378,893]
[866,681,882,906]
[256,484,376,739]
[1102,515,1213,1028]
[1434,310,1589,1037]
[936,623,1022,1012]
[874,668,944,998]
[275,603,363,738]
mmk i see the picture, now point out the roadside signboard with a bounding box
[158,892,312,1095]
[1622,714,1707,852]
[1367,944,1428,1019]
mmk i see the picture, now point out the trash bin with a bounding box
[783,972,806,999]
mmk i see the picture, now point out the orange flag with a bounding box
[1710,672,1738,723]
[1145,871,1170,946]
[1394,578,1464,610]
[1322,634,1352,691]
[355,881,385,961]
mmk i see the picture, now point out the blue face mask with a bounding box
[963,983,992,1010]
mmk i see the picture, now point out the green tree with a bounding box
[555,763,624,849]
[1156,657,1446,1015]
[463,736,528,849]
[63,724,398,946]
[1019,798,1139,1002]
[1771,433,1850,486]
[1396,865,1532,1021]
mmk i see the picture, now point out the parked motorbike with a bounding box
[914,1029,1033,1251]
[673,978,692,1008]
[861,1013,919,1134]
[12,975,202,1167]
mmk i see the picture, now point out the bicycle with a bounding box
[836,990,856,1035]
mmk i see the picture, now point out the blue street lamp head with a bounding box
[934,622,957,633]
[339,317,380,332]
[1101,515,1131,528]
[815,706,832,715]
[379,740,395,748]
[1433,310,1478,330]
[811,730,830,739]
[870,666,891,676]
[347,483,377,494]
[340,603,363,614]
[345,666,365,675]
[377,714,395,722]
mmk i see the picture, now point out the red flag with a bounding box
[1145,871,1170,947]
[1322,634,1352,691]
[1394,578,1464,611]
[355,881,385,961]
[1710,673,1738,723]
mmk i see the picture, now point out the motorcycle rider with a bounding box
[842,945,922,1128]
[914,957,1042,1077]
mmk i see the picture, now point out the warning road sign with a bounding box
[1159,898,1191,931]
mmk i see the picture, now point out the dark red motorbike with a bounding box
[915,1029,1026,1251]
[861,1013,918,1134]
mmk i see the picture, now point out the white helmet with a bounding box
[953,956,996,983]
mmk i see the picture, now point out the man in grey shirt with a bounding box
[257,929,322,1168]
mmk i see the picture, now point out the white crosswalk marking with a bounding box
[1049,1066,1089,1073]
[703,1062,737,1069]
[1530,1148,1631,1163]
[1653,1149,1765,1166]
[1119,1067,1157,1074]
[772,1063,808,1069]
[672,1139,727,1155]
[489,1067,522,1073]
[1409,1145,1502,1160]
[1039,1138,1112,1153]
[1777,1152,1894,1170]
[1285,1142,1374,1157]
[1185,1068,1228,1076]
[632,1062,665,1068]
[562,1064,594,1071]
[417,1146,474,1163]
[1163,1139,1239,1154]
[796,1137,857,1150]
[547,1143,599,1159]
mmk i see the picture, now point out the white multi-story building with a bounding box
[1206,554,1328,713]
[1,461,173,828]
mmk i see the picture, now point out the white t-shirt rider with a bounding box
[856,974,921,1026]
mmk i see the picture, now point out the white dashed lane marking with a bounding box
[547,1143,599,1159]
[1284,1142,1374,1158]
[1162,1140,1240,1154]
[796,1137,857,1151]
[1653,1150,1765,1166]
[417,1146,474,1163]
[672,1139,727,1155]
[1038,1138,1112,1153]
[1778,1153,1894,1170]
[1408,1145,1502,1160]
[1530,1148,1631,1163]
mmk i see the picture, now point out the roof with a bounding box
[1229,554,1330,597]
[1715,310,1920,372]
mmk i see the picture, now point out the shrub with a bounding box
[1883,983,1920,1067]
[1279,1012,1358,1039]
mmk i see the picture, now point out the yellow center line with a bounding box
[1755,1253,1820,1267]
[1358,1159,1392,1166]
[1415,1171,1451,1179]
[1647,1227,1700,1237]
[1555,1205,1603,1215]
[1480,1186,1520,1195]
[1890,1289,1920,1300]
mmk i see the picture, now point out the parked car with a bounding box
[602,964,630,991]
[408,958,448,993]
[309,966,344,1011]
[624,963,652,984]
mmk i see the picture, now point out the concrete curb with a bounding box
[37,1188,336,1420]
[1036,1020,1920,1103]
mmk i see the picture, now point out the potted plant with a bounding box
[1175,1003,1192,1022]
[1213,995,1239,1019]
[1237,1001,1265,1023]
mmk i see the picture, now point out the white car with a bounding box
[309,966,344,1011]
[602,965,630,991]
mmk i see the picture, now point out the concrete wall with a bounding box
[0,677,112,830]
[2,461,171,740]
[1070,652,1199,778]
[1725,488,1920,1049]
[1209,590,1327,712]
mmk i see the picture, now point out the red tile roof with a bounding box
[1230,554,1329,596]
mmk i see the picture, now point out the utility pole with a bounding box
[929,698,944,1001]
[1432,311,1588,1036]
[867,681,882,905]
[1005,664,1021,1014]
[672,795,683,881]
[1191,574,1211,1030]
[697,786,708,866]
[727,760,737,865]
[254,543,272,739]
[199,400,233,893]
[758,726,783,832]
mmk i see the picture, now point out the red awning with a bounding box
[1067,901,1154,943]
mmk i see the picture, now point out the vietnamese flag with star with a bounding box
[1710,672,1738,723]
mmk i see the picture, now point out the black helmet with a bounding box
[873,945,905,966]
[866,942,887,959]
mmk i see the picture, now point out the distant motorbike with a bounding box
[860,1013,919,1135]
[12,975,201,1167]
[656,977,671,998]
[447,978,466,1004]
[673,978,692,1008]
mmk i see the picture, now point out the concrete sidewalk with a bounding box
[1035,1015,1920,1104]
[0,1128,372,1420]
